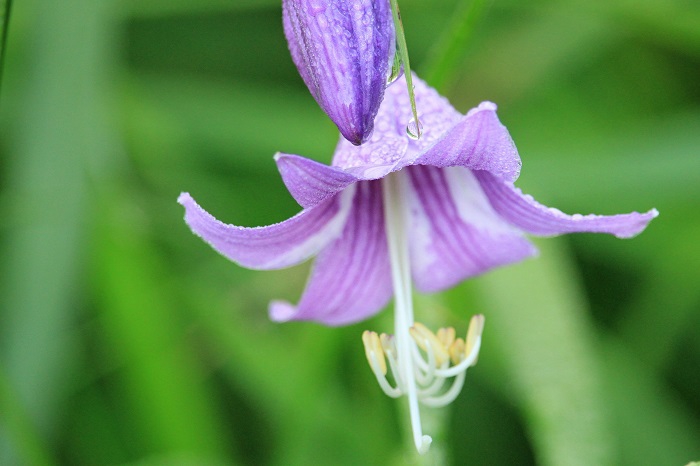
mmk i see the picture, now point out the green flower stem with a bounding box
[390,0,421,138]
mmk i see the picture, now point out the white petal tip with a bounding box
[177,192,193,206]
[417,435,433,455]
[269,300,297,322]
[466,101,498,117]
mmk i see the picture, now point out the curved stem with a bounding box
[389,0,421,138]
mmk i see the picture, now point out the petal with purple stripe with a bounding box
[411,102,522,183]
[404,165,536,293]
[269,181,393,326]
[275,153,358,209]
[474,170,659,238]
[178,187,355,270]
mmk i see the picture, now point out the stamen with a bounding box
[362,330,387,375]
[362,330,402,398]
[437,327,456,349]
[410,323,450,366]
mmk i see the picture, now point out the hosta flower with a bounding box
[283,0,395,145]
[178,75,657,454]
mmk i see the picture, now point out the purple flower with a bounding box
[283,0,395,145]
[178,74,657,453]
[179,74,657,326]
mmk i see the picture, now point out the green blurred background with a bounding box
[0,0,699,465]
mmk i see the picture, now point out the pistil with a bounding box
[362,171,484,455]
[382,171,430,454]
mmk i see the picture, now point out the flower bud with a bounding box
[283,0,395,145]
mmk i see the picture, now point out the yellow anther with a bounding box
[449,338,466,365]
[436,327,456,349]
[362,330,387,375]
[410,322,449,366]
[465,315,485,365]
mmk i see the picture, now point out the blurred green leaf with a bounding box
[90,189,233,463]
[0,0,115,463]
[458,239,614,466]
[423,0,491,91]
[617,219,700,371]
[121,0,280,17]
[0,0,11,93]
[600,337,700,465]
[182,278,400,466]
[122,74,337,169]
[0,366,55,466]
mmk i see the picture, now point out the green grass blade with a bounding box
[390,0,421,138]
[0,0,11,95]
[0,1,114,463]
[422,0,490,91]
[600,338,700,465]
[91,191,232,462]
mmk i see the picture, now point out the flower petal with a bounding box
[269,181,392,326]
[282,0,394,145]
[332,74,455,172]
[275,152,358,209]
[474,170,659,238]
[178,187,355,270]
[411,102,522,182]
[331,75,521,182]
[404,165,537,293]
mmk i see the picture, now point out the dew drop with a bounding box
[406,118,423,140]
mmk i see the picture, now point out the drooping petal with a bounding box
[331,75,521,183]
[404,165,537,293]
[178,188,355,270]
[269,181,393,326]
[275,152,358,209]
[282,0,395,145]
[411,102,522,183]
[474,170,659,238]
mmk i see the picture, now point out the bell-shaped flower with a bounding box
[178,74,657,454]
[283,0,395,145]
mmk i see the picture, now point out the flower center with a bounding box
[361,171,485,455]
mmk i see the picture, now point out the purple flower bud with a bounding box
[283,0,395,145]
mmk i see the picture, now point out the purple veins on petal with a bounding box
[177,189,355,270]
[270,181,393,326]
[405,166,536,293]
[282,0,395,145]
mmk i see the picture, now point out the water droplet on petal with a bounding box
[406,118,423,140]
